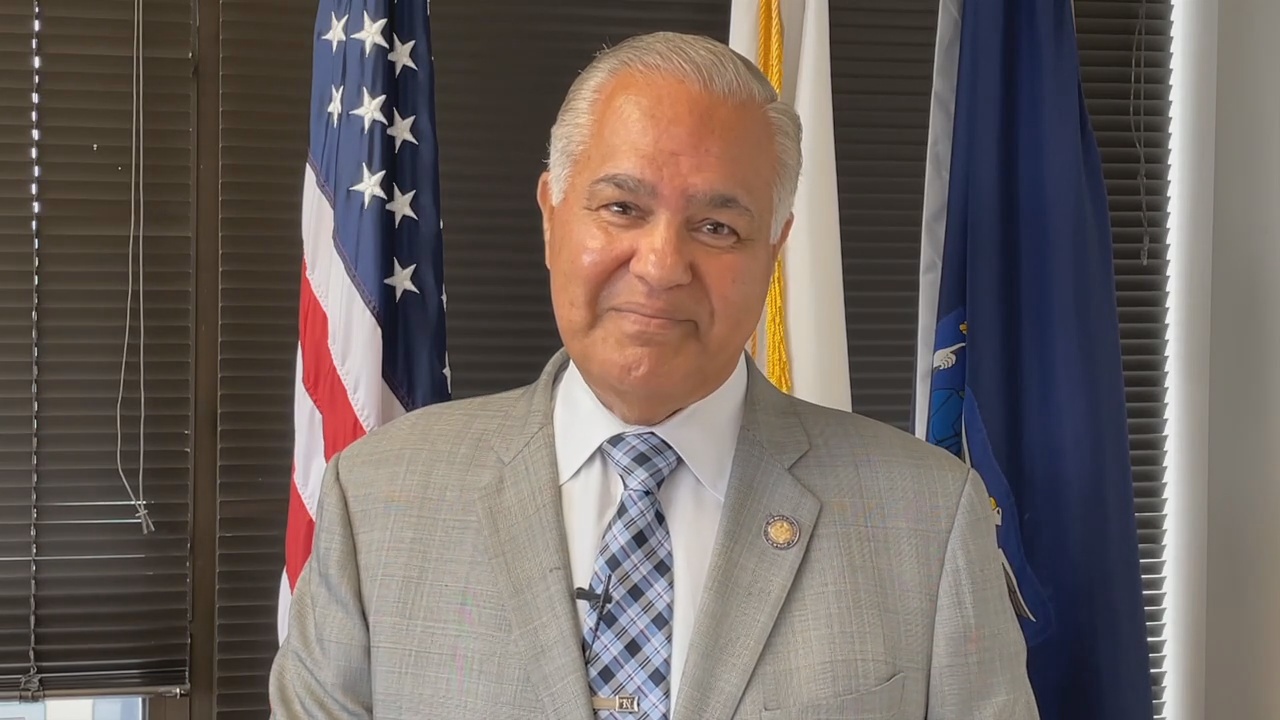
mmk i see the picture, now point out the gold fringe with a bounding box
[757,0,784,91]
[746,0,792,394]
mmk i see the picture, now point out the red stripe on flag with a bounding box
[284,266,371,590]
[298,266,368,461]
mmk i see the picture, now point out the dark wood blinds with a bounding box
[0,0,194,694]
[212,0,312,717]
[830,0,938,428]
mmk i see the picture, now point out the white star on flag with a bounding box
[443,353,452,392]
[351,11,390,56]
[350,88,388,131]
[386,184,418,227]
[388,35,418,76]
[327,85,343,127]
[387,110,418,152]
[383,258,419,301]
[321,12,347,52]
[349,163,387,208]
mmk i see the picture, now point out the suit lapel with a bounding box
[672,362,820,720]
[474,351,593,720]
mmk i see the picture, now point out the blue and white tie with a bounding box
[583,432,681,720]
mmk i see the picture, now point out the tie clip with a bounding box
[591,695,638,713]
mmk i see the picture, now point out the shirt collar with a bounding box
[551,354,748,501]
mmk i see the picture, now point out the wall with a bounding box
[1204,0,1280,715]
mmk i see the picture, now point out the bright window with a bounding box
[0,697,142,720]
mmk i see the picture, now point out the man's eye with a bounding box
[606,202,637,216]
[702,221,737,237]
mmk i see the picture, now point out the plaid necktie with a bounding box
[582,432,681,720]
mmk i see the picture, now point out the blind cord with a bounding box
[21,0,42,699]
[1129,0,1151,266]
[116,0,152,534]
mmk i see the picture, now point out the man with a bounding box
[269,31,1038,720]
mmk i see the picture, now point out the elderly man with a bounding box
[269,31,1038,720]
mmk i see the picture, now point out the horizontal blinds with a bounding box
[830,0,937,429]
[215,0,311,718]
[431,0,730,398]
[0,0,36,691]
[0,0,194,693]
[1075,1,1172,716]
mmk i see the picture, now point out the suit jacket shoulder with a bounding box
[333,384,530,495]
[345,385,526,461]
[784,397,974,536]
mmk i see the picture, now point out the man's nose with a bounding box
[630,218,693,290]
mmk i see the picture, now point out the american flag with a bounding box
[278,0,451,641]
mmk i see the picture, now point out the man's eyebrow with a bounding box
[586,174,756,219]
[690,191,756,219]
[586,173,656,198]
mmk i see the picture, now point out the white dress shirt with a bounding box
[552,355,748,710]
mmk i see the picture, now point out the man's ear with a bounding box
[536,171,555,269]
[771,213,795,261]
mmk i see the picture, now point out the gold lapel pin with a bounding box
[763,514,800,549]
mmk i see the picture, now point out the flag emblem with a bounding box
[926,308,1052,642]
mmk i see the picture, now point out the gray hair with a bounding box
[545,31,802,243]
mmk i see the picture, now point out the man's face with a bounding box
[537,71,790,423]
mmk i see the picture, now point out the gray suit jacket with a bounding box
[269,350,1039,719]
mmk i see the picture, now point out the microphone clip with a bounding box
[574,574,614,615]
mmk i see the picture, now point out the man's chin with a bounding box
[608,348,686,380]
[569,332,697,381]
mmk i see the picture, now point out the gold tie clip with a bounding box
[591,695,639,713]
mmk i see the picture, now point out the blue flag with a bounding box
[913,0,1154,717]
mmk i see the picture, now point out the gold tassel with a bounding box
[746,0,792,394]
[757,0,784,90]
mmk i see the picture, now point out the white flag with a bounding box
[729,0,852,412]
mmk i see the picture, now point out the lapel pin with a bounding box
[763,514,800,550]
